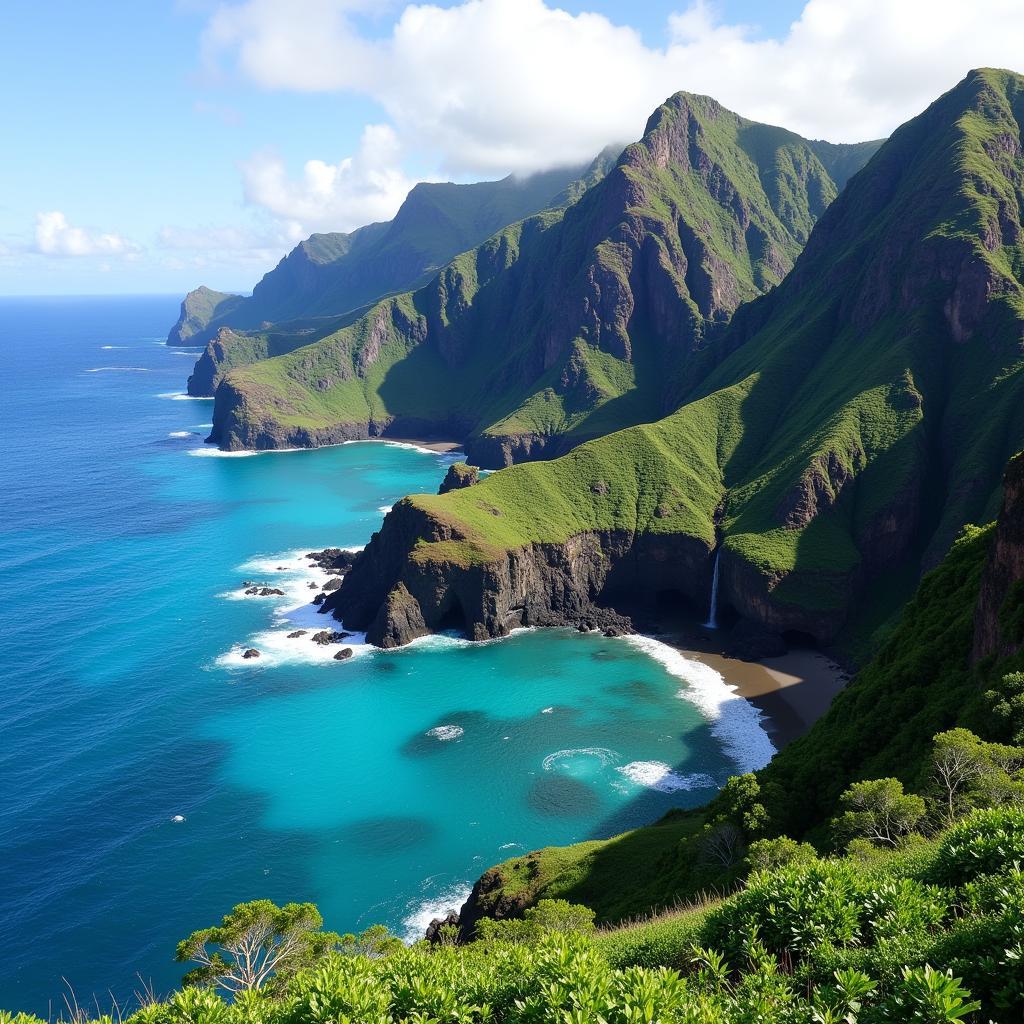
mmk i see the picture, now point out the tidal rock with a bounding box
[312,629,350,645]
[242,648,261,659]
[322,577,344,592]
[287,630,307,639]
[333,648,354,661]
[313,593,327,605]
[306,548,360,573]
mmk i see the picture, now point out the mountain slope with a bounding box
[326,69,1024,650]
[209,93,881,458]
[167,159,610,352]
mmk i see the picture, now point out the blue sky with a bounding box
[2,0,1021,295]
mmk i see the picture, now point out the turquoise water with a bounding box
[0,297,772,1012]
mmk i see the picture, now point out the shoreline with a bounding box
[377,437,464,453]
[668,633,849,749]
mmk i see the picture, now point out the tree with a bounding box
[176,900,340,994]
[833,778,925,847]
[932,729,991,824]
[714,774,769,835]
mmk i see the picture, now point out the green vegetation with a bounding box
[169,158,613,351]
[214,91,877,455]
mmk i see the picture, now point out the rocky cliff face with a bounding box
[328,501,714,647]
[974,453,1024,661]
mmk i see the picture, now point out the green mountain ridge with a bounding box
[168,156,616,372]
[208,93,881,459]
[326,68,1024,654]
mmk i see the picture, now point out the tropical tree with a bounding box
[833,778,925,847]
[175,900,340,994]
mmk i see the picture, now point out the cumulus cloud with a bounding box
[203,0,1024,174]
[35,211,140,258]
[238,123,416,233]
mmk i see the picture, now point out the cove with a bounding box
[0,297,771,1014]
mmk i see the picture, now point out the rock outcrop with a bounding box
[438,463,480,494]
[974,452,1024,661]
[326,502,707,648]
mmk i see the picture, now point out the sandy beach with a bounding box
[382,438,464,453]
[684,645,849,748]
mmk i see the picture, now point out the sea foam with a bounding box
[156,391,213,401]
[619,635,776,774]
[426,725,464,741]
[616,761,717,793]
[216,548,368,667]
[542,747,620,771]
[401,883,473,943]
[187,447,258,458]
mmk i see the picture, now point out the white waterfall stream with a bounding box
[702,549,721,629]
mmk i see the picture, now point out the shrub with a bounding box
[929,806,1024,886]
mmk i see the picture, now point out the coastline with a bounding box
[671,637,849,749]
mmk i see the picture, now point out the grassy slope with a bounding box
[221,93,868,453]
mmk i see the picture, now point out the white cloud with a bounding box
[203,0,1024,175]
[238,123,416,233]
[35,211,140,258]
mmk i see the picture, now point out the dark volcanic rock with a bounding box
[333,648,354,661]
[974,452,1024,661]
[322,577,344,592]
[312,630,349,646]
[313,593,327,605]
[242,648,261,659]
[244,585,286,596]
[425,912,460,944]
[287,630,307,638]
[438,462,480,495]
[306,548,360,572]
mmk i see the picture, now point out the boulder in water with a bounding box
[242,648,261,659]
[333,647,354,660]
[287,630,307,639]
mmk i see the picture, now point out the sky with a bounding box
[3,0,1024,296]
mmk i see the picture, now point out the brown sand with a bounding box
[382,438,464,453]
[672,640,850,748]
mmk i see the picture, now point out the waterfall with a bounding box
[702,550,721,629]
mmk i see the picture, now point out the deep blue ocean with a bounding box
[0,296,773,1013]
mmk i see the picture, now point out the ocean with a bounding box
[0,296,773,1013]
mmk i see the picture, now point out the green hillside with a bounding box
[168,157,614,358]
[328,69,1024,650]
[210,93,881,457]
